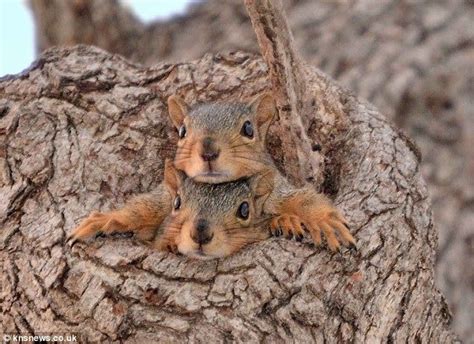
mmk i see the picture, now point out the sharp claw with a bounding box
[348,242,358,252]
[286,232,293,240]
[343,222,351,230]
[296,234,303,242]
[277,228,282,237]
[67,236,77,247]
[111,232,133,238]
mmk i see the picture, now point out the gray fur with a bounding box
[181,177,251,218]
[189,102,251,133]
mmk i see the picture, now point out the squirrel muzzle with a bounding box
[200,137,220,162]
[191,218,214,245]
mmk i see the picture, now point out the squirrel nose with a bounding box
[201,137,220,162]
[192,219,213,245]
[202,151,219,162]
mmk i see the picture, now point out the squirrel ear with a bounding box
[167,95,188,128]
[249,92,277,139]
[250,168,275,213]
[163,159,183,194]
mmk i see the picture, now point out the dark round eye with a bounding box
[178,125,186,139]
[237,201,249,220]
[241,121,254,138]
[173,196,181,210]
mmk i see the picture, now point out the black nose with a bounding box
[201,137,220,162]
[192,219,213,245]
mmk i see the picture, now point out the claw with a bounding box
[66,235,77,247]
[94,232,106,239]
[296,233,304,242]
[348,242,358,252]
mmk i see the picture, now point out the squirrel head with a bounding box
[167,93,277,183]
[161,160,274,259]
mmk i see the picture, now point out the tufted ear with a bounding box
[167,95,189,128]
[163,159,185,195]
[249,92,277,140]
[249,167,275,214]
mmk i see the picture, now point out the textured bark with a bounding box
[245,0,323,185]
[0,44,456,342]
[1,1,460,342]
[28,0,474,340]
[29,0,144,58]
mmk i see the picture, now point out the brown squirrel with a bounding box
[69,161,274,259]
[68,93,355,254]
[167,93,355,251]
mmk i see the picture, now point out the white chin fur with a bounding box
[193,172,230,183]
[178,246,219,260]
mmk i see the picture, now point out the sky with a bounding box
[0,0,194,77]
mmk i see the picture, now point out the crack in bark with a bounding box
[0,44,458,342]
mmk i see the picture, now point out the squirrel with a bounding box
[167,93,356,251]
[69,161,274,259]
[68,93,355,255]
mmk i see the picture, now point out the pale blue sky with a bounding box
[0,0,195,77]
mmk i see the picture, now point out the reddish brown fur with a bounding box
[275,190,355,251]
[157,163,273,259]
[169,94,275,184]
[68,182,172,246]
[168,94,356,252]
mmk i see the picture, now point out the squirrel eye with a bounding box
[173,196,181,210]
[241,121,254,138]
[237,201,250,220]
[178,125,186,139]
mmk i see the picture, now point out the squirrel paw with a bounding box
[270,214,305,241]
[67,211,126,245]
[166,244,178,254]
[304,211,356,252]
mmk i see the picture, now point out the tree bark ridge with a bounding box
[245,0,324,185]
[0,44,457,342]
[26,1,474,340]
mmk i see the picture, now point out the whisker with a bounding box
[176,148,192,153]
[173,156,191,162]
[227,159,257,172]
[229,141,254,149]
[232,155,269,164]
[229,133,243,144]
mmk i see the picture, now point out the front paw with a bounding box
[270,214,305,241]
[305,210,356,251]
[67,211,116,245]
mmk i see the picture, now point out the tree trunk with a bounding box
[1,2,458,343]
[28,0,145,59]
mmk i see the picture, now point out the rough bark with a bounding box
[28,1,474,340]
[0,46,456,344]
[29,0,145,58]
[245,0,323,185]
[1,1,459,342]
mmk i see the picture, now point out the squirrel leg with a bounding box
[151,227,180,254]
[68,185,171,245]
[278,190,356,251]
[270,214,305,241]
